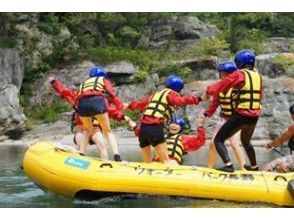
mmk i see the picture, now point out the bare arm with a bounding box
[266,124,294,148]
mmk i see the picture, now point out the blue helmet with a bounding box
[218,61,237,74]
[89,65,107,77]
[234,50,256,69]
[171,115,185,131]
[165,75,184,93]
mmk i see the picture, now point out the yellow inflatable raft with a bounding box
[23,141,294,206]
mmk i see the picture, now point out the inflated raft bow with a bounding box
[23,142,294,206]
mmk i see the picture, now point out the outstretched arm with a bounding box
[182,116,206,152]
[128,95,151,112]
[206,71,244,97]
[167,91,202,107]
[49,77,77,107]
[204,95,219,117]
[265,124,294,149]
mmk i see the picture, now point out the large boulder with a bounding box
[138,16,219,53]
[262,37,294,54]
[256,53,294,78]
[116,74,159,103]
[13,14,79,72]
[0,49,26,139]
[28,61,94,108]
[29,61,140,108]
[174,17,219,40]
[0,49,24,89]
[158,56,218,80]
[105,61,139,85]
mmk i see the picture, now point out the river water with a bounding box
[0,142,285,208]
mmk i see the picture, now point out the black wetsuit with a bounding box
[214,111,258,166]
[288,138,294,155]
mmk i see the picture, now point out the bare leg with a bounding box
[74,125,84,150]
[229,131,245,170]
[208,123,221,168]
[79,129,91,154]
[155,142,172,164]
[95,113,120,156]
[141,146,152,163]
[208,142,218,168]
[105,132,119,155]
[91,129,108,160]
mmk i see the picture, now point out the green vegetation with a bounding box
[132,69,149,83]
[26,101,72,124]
[272,54,294,68]
[157,64,194,83]
[1,12,293,126]
[110,110,141,129]
[83,47,160,68]
[193,37,229,57]
[0,37,18,48]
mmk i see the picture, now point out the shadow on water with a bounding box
[0,143,280,207]
[74,194,275,208]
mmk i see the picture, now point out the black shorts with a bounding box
[139,124,165,148]
[77,96,107,117]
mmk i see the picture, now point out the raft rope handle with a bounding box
[273,148,286,157]
[54,147,84,156]
[99,163,113,168]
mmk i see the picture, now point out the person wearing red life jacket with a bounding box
[204,50,263,172]
[126,115,206,165]
[49,71,125,161]
[203,61,245,170]
[126,75,203,164]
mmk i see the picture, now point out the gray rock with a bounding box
[105,61,138,75]
[105,61,139,85]
[174,16,219,40]
[150,17,177,43]
[116,74,159,102]
[29,61,94,107]
[262,37,294,54]
[158,57,218,80]
[0,49,25,138]
[0,85,26,138]
[0,49,24,90]
[29,61,140,107]
[256,53,294,78]
[139,16,219,53]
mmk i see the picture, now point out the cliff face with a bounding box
[0,49,26,140]
[0,13,293,143]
